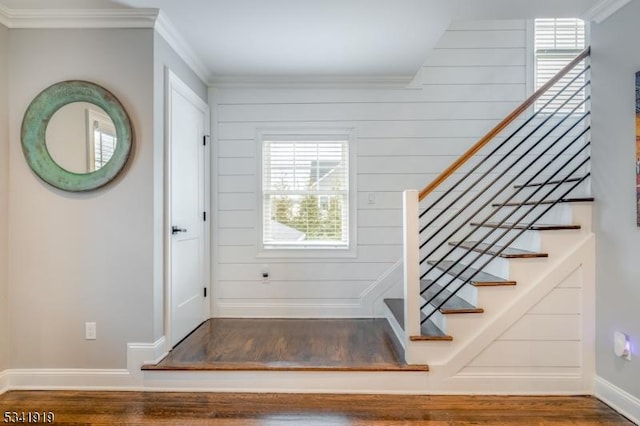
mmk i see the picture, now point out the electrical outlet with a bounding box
[85,322,97,340]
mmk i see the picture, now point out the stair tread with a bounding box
[514,177,584,188]
[449,241,548,259]
[427,260,516,286]
[421,281,483,314]
[384,298,452,340]
[471,222,581,230]
[492,197,594,207]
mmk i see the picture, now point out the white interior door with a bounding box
[167,70,210,347]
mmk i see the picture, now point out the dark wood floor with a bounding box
[144,318,427,371]
[0,391,633,425]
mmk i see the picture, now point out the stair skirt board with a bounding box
[389,230,594,375]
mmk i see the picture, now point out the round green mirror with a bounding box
[21,80,133,192]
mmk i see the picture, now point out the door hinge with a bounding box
[203,211,207,221]
[204,287,207,298]
[203,135,210,146]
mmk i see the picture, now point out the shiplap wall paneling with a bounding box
[213,20,528,316]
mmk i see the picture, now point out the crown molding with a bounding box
[0,4,10,28]
[0,5,210,84]
[209,74,413,89]
[0,6,158,29]
[154,11,209,85]
[583,0,631,23]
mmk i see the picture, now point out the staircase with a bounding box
[383,48,593,366]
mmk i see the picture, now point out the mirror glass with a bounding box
[45,102,117,174]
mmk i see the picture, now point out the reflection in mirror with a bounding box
[45,102,117,174]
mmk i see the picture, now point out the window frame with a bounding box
[256,128,358,259]
[528,18,588,114]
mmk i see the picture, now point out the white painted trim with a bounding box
[525,19,535,100]
[443,371,589,394]
[208,87,221,317]
[0,7,158,29]
[583,0,631,23]
[0,337,606,395]
[209,74,414,89]
[215,301,367,319]
[1,339,162,392]
[130,336,167,367]
[155,11,209,85]
[402,190,420,364]
[0,5,211,84]
[384,304,406,350]
[0,4,10,28]
[8,369,136,391]
[143,370,433,394]
[254,127,358,259]
[595,376,640,424]
[435,234,595,375]
[0,370,9,395]
[362,259,403,317]
[142,369,596,394]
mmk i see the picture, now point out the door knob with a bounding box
[171,226,187,235]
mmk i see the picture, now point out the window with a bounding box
[260,131,353,252]
[534,18,586,112]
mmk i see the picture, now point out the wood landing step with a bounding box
[427,260,516,286]
[142,318,429,372]
[492,197,594,207]
[471,222,581,231]
[448,241,548,258]
[384,298,453,341]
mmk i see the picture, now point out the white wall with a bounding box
[0,23,9,371]
[211,20,527,317]
[152,32,208,341]
[8,29,155,369]
[591,1,640,401]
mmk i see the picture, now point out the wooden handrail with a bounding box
[418,46,591,201]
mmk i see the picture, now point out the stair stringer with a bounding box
[406,231,595,392]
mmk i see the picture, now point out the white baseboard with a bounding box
[216,302,372,318]
[0,370,8,394]
[1,337,165,392]
[443,372,590,394]
[7,368,138,391]
[595,376,640,424]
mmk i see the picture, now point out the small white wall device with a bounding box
[614,331,631,360]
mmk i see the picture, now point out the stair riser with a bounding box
[419,303,447,332]
[516,178,591,200]
[466,226,542,252]
[491,202,573,225]
[448,247,509,278]
[420,273,479,306]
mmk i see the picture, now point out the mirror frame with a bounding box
[21,80,133,192]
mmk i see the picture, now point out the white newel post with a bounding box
[402,190,420,363]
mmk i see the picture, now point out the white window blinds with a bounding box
[87,108,117,171]
[534,18,586,113]
[262,139,349,248]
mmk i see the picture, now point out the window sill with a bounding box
[256,246,358,259]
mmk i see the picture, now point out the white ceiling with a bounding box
[0,0,607,83]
